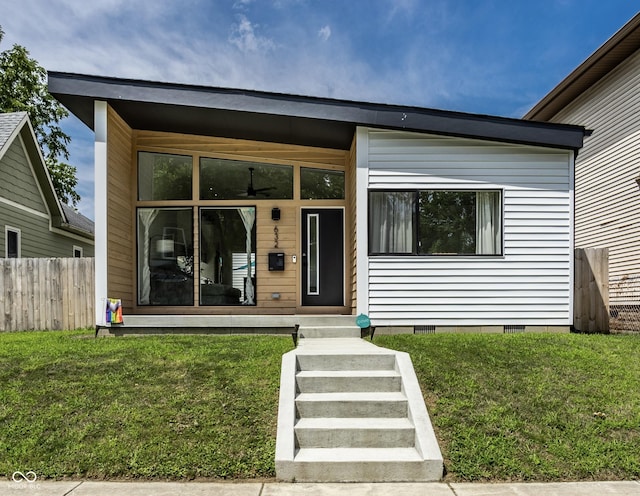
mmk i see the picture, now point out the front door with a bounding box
[301,208,344,306]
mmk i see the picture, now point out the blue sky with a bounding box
[1,1,638,220]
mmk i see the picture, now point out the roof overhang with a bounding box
[49,71,586,152]
[525,12,640,121]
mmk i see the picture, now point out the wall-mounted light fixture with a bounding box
[271,207,281,221]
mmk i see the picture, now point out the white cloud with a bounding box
[229,14,275,53]
[233,0,253,8]
[318,25,331,42]
[2,0,621,220]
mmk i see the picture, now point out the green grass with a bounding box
[376,333,640,482]
[0,331,293,480]
[2,331,640,482]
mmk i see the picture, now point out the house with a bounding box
[524,12,640,322]
[0,111,94,258]
[48,72,585,332]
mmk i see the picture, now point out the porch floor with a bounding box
[97,314,359,336]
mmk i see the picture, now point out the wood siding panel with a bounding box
[107,107,134,308]
[136,131,347,167]
[365,130,572,326]
[255,205,297,311]
[347,136,357,313]
[549,49,640,302]
[127,129,350,314]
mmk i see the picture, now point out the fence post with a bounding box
[574,248,609,333]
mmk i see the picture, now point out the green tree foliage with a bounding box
[0,27,80,205]
[418,191,476,254]
[300,167,345,199]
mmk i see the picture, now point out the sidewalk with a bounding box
[4,480,640,496]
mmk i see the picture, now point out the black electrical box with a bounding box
[268,252,285,271]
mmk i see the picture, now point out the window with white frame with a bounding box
[369,190,502,255]
[5,226,21,258]
[73,246,83,257]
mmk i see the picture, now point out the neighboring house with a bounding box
[0,112,94,258]
[48,72,585,331]
[524,12,640,308]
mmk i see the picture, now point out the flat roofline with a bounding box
[49,71,586,151]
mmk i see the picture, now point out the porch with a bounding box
[96,314,359,337]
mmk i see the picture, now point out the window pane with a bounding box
[7,230,19,258]
[418,191,501,255]
[475,191,502,255]
[369,191,415,254]
[307,214,319,294]
[200,158,293,200]
[137,208,194,305]
[138,152,192,200]
[301,168,345,199]
[200,207,256,306]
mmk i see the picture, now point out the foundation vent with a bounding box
[504,325,525,334]
[414,325,436,334]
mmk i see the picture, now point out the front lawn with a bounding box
[1,331,639,481]
[376,333,640,481]
[0,331,293,479]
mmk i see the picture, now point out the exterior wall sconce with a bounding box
[271,207,281,221]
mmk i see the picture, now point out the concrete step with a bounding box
[295,392,407,418]
[292,448,442,482]
[296,370,402,393]
[298,326,361,339]
[296,353,397,371]
[275,340,444,483]
[294,417,415,448]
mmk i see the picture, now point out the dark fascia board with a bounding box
[525,12,640,121]
[49,71,586,151]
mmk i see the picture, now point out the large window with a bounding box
[136,148,346,307]
[369,190,502,255]
[301,167,345,199]
[137,208,194,305]
[200,207,256,306]
[200,158,293,200]
[138,152,192,201]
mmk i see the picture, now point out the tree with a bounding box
[0,27,80,206]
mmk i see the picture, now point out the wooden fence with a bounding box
[574,248,609,333]
[1,258,95,332]
[0,251,613,333]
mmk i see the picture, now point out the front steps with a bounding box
[275,327,443,482]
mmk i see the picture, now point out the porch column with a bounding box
[355,127,370,316]
[94,101,108,326]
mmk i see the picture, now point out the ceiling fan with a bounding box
[240,167,276,197]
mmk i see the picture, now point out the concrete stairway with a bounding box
[275,326,443,482]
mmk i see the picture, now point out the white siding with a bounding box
[361,129,573,326]
[549,49,640,301]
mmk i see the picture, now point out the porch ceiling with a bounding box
[48,71,586,151]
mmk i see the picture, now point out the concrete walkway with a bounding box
[4,480,640,495]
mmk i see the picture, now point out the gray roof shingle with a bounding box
[61,203,94,235]
[0,111,27,151]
